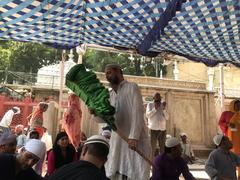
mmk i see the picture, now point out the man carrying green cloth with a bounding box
[92,63,151,180]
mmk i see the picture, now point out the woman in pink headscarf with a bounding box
[62,93,82,149]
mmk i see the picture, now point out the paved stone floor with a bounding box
[180,159,210,180]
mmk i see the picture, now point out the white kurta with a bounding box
[0,109,15,127]
[146,102,164,130]
[104,80,151,180]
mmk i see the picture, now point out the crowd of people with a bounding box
[0,63,240,180]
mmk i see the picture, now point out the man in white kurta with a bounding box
[93,64,151,180]
[0,107,20,133]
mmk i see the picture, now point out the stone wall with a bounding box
[4,74,218,149]
[96,73,216,149]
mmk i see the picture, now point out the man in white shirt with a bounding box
[146,93,168,157]
[0,107,21,133]
[92,63,151,180]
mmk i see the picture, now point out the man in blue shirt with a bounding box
[205,134,240,180]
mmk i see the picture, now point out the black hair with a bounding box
[164,146,176,153]
[52,132,75,169]
[234,100,240,108]
[29,130,40,139]
[102,126,112,132]
[164,146,173,153]
[86,143,109,161]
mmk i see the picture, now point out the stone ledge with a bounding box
[96,72,207,90]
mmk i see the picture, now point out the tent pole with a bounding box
[76,45,86,64]
[219,63,225,111]
[58,50,66,124]
[76,46,86,133]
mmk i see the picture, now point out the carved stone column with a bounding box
[219,63,225,110]
[207,67,215,91]
[173,60,179,80]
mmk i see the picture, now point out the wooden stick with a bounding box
[115,129,155,168]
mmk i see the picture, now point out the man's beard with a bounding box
[107,76,119,87]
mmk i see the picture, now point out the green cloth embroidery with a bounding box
[66,64,117,130]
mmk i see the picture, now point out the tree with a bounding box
[83,50,145,76]
[0,40,167,78]
[0,41,62,73]
[83,50,133,73]
[0,41,11,70]
[82,49,167,77]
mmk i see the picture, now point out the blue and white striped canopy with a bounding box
[0,0,239,67]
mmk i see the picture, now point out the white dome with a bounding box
[36,60,76,87]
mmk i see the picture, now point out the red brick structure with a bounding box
[0,95,38,128]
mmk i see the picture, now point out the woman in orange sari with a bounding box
[228,100,240,177]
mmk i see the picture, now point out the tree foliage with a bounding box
[0,40,166,78]
[83,49,167,77]
[0,41,61,73]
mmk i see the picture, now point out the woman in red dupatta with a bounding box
[219,100,236,135]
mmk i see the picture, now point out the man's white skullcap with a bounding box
[180,132,187,137]
[165,137,180,148]
[13,106,21,114]
[213,134,224,146]
[166,134,172,139]
[25,139,46,159]
[101,130,111,137]
[85,135,109,148]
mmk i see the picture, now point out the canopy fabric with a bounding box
[0,0,239,67]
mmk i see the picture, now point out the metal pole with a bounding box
[76,45,86,64]
[219,63,225,111]
[155,59,158,77]
[76,46,86,132]
[4,67,8,84]
[58,50,66,121]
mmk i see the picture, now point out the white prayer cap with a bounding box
[166,134,172,139]
[13,106,21,114]
[180,132,187,137]
[85,135,109,148]
[165,137,180,148]
[25,139,46,159]
[213,134,224,146]
[101,130,111,137]
[15,124,24,133]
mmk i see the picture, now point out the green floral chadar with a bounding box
[65,64,116,130]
